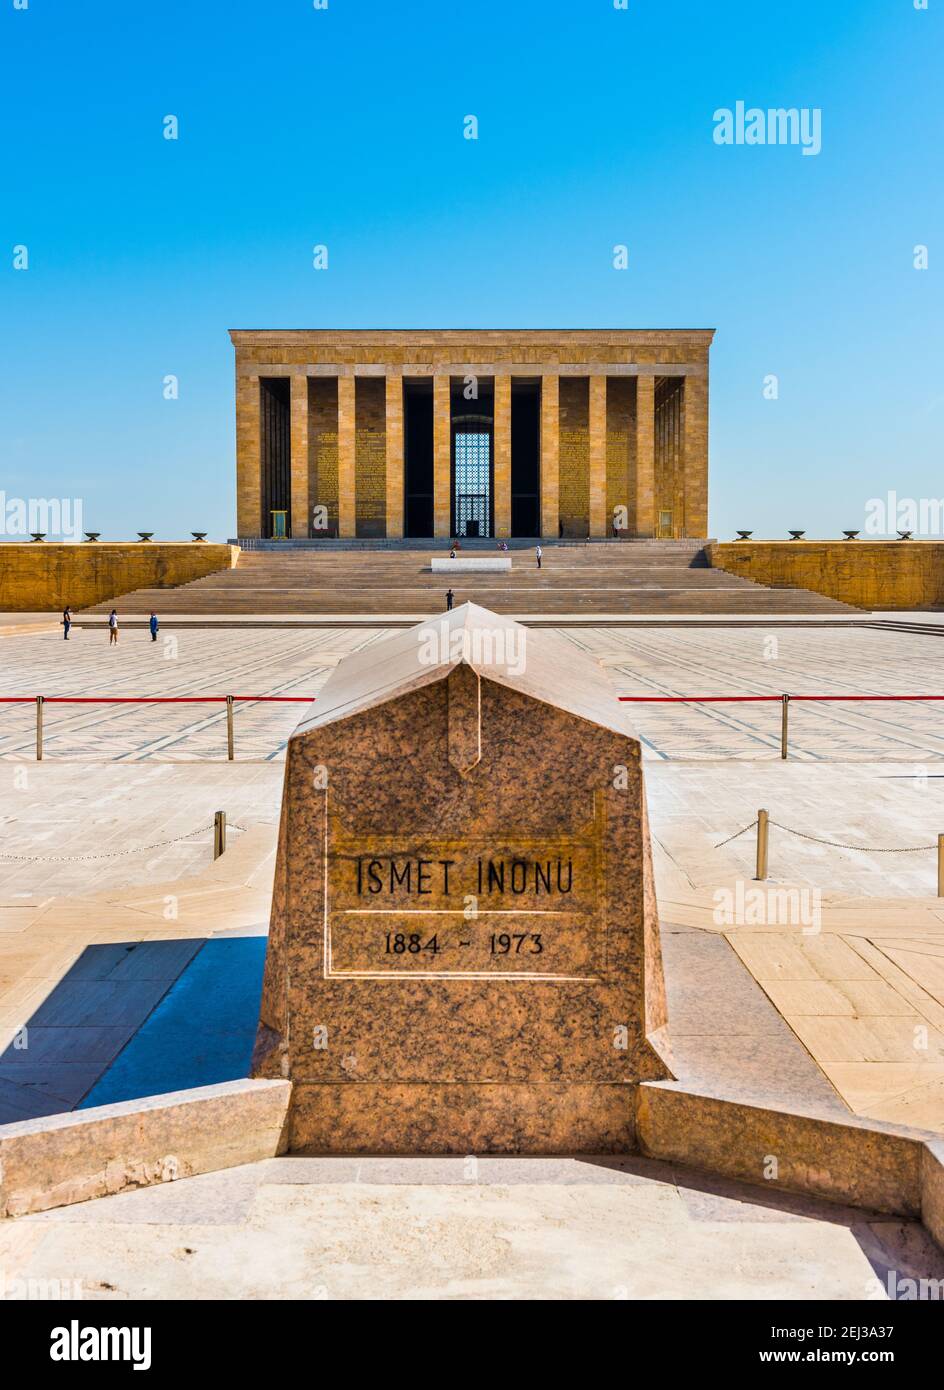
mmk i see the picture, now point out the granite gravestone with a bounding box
[252,603,671,1152]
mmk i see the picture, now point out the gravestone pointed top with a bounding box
[298,601,637,742]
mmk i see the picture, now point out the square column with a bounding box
[635,374,656,538]
[493,373,512,539]
[682,373,709,537]
[290,374,310,540]
[588,375,607,537]
[385,372,404,539]
[236,372,262,537]
[540,373,560,539]
[433,374,451,538]
[337,374,356,538]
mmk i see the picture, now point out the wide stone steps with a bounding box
[83,546,861,617]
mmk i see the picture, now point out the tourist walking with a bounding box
[62,606,73,640]
[108,609,119,645]
[446,588,455,612]
[149,611,159,642]
[535,545,542,570]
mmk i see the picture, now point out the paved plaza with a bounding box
[583,625,944,762]
[0,627,386,763]
[3,624,944,764]
[2,621,944,1293]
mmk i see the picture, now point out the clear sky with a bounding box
[2,0,941,541]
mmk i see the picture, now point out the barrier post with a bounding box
[226,695,234,761]
[35,695,44,761]
[755,808,769,881]
[938,834,944,898]
[214,811,226,860]
[780,694,790,760]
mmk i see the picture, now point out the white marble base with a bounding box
[430,557,512,573]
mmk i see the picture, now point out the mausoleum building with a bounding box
[232,329,713,542]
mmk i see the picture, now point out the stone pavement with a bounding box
[583,625,944,761]
[651,784,944,1133]
[0,782,278,1082]
[647,761,944,898]
[1,1155,941,1300]
[3,624,944,1148]
[0,627,385,762]
[2,624,944,763]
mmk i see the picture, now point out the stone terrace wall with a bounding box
[708,541,944,611]
[0,544,238,612]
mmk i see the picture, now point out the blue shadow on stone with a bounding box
[79,937,267,1109]
[0,938,204,1123]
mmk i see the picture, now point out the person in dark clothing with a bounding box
[149,612,159,642]
[446,589,455,611]
[62,607,72,640]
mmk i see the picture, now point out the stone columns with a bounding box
[682,372,709,538]
[236,372,261,537]
[540,374,560,539]
[385,372,404,540]
[493,374,512,539]
[588,375,607,538]
[433,374,451,538]
[290,374,310,540]
[635,374,656,539]
[337,374,356,538]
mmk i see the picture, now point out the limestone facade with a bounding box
[230,330,714,540]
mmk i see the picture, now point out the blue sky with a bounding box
[2,0,941,541]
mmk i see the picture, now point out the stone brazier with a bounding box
[252,603,671,1152]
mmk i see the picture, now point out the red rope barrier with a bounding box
[0,695,315,704]
[0,693,941,705]
[617,694,944,703]
[618,695,782,703]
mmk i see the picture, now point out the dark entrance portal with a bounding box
[260,377,291,537]
[404,381,434,538]
[511,382,540,536]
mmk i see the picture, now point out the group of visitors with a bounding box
[61,608,160,644]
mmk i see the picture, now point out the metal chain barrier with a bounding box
[713,819,936,853]
[713,820,758,848]
[767,821,936,853]
[713,809,944,894]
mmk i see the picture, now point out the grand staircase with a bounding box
[82,541,862,618]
